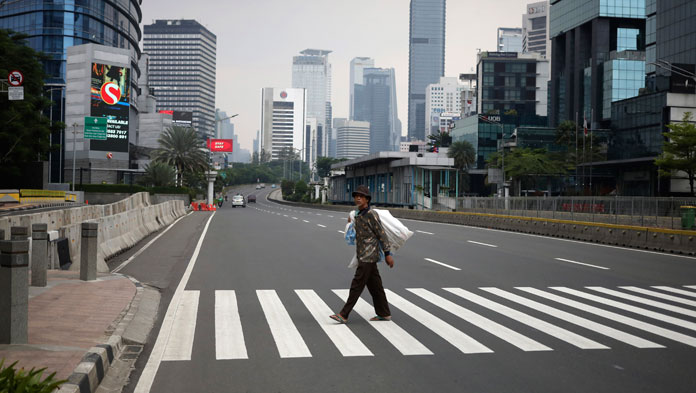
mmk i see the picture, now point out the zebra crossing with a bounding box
[161,284,696,361]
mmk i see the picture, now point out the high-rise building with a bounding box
[549,0,646,128]
[407,0,446,142]
[216,109,238,164]
[336,119,371,159]
[0,0,143,183]
[292,49,332,157]
[253,130,260,156]
[144,20,217,137]
[349,57,375,120]
[523,2,550,57]
[354,67,401,153]
[477,52,549,118]
[425,77,475,135]
[260,88,307,161]
[497,28,524,52]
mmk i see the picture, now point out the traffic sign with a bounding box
[8,70,23,86]
[84,116,107,140]
[8,86,24,101]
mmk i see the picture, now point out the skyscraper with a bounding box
[292,49,332,157]
[497,28,524,52]
[523,2,550,57]
[355,68,400,153]
[144,20,217,137]
[336,119,371,159]
[407,0,446,142]
[260,88,306,161]
[349,57,375,120]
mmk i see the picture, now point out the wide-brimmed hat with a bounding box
[351,185,371,201]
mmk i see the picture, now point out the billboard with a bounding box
[89,63,130,152]
[159,110,193,127]
[207,139,234,152]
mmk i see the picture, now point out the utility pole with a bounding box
[71,122,78,191]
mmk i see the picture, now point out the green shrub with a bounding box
[75,184,190,195]
[0,359,66,392]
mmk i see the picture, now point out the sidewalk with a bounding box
[0,270,136,381]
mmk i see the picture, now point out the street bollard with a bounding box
[10,226,28,240]
[80,221,98,281]
[0,239,29,344]
[31,223,48,287]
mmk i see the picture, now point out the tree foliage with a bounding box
[447,141,476,172]
[153,126,208,186]
[316,156,346,178]
[0,29,54,185]
[138,162,175,187]
[655,112,696,195]
[426,131,452,148]
[487,148,566,195]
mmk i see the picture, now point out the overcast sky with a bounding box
[140,0,532,152]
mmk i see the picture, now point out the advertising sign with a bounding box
[89,63,130,152]
[208,139,234,152]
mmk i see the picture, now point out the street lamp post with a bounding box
[208,113,237,206]
[71,122,78,191]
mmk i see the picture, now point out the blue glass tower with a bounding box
[407,0,446,142]
[0,0,142,182]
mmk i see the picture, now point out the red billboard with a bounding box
[208,139,234,152]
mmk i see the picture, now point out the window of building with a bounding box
[617,28,640,51]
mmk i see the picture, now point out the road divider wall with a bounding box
[268,190,696,256]
[0,193,187,272]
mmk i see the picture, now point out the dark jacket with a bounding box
[354,206,391,263]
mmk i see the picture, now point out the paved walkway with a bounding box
[0,270,135,380]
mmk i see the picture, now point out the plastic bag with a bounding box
[346,209,413,268]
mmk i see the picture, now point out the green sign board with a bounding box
[84,116,107,140]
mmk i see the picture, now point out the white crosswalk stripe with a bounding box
[333,289,433,356]
[257,290,311,358]
[295,289,373,357]
[520,287,696,348]
[408,288,551,352]
[157,284,696,361]
[385,289,493,354]
[652,286,696,300]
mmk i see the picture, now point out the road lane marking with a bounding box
[328,215,334,218]
[408,288,550,352]
[303,220,310,223]
[283,215,288,217]
[162,290,199,360]
[554,258,609,270]
[519,287,696,348]
[448,288,613,349]
[292,217,298,220]
[257,290,311,358]
[467,240,498,248]
[215,290,248,360]
[317,224,326,228]
[552,287,696,331]
[112,212,190,273]
[333,289,433,356]
[135,212,215,393]
[385,290,492,354]
[338,230,345,234]
[651,286,696,300]
[589,287,696,317]
[424,258,461,271]
[416,230,434,235]
[686,285,696,290]
[316,213,322,216]
[295,290,373,357]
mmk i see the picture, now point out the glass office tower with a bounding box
[407,0,446,142]
[0,0,143,182]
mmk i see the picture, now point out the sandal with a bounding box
[330,314,347,324]
[370,315,392,321]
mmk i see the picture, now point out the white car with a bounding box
[231,195,246,207]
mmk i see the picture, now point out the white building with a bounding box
[523,1,549,58]
[292,49,332,158]
[400,140,428,153]
[497,27,523,52]
[425,77,475,135]
[260,88,307,161]
[349,57,374,120]
[336,119,370,160]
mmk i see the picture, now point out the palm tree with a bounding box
[448,141,476,194]
[153,126,208,186]
[139,162,176,187]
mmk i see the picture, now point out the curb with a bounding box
[56,276,145,393]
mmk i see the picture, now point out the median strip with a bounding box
[554,258,609,270]
[424,258,461,271]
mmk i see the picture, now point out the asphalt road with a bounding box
[120,185,696,393]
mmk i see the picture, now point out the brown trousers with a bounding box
[340,261,391,319]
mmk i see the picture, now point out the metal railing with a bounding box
[451,196,696,229]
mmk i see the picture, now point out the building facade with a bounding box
[549,0,646,128]
[260,88,307,161]
[292,49,332,157]
[354,67,400,153]
[0,0,143,183]
[143,20,217,138]
[497,28,524,52]
[349,57,374,120]
[523,2,550,57]
[477,52,550,118]
[336,119,371,160]
[426,77,475,135]
[407,0,446,142]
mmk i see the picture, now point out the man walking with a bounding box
[330,185,394,323]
